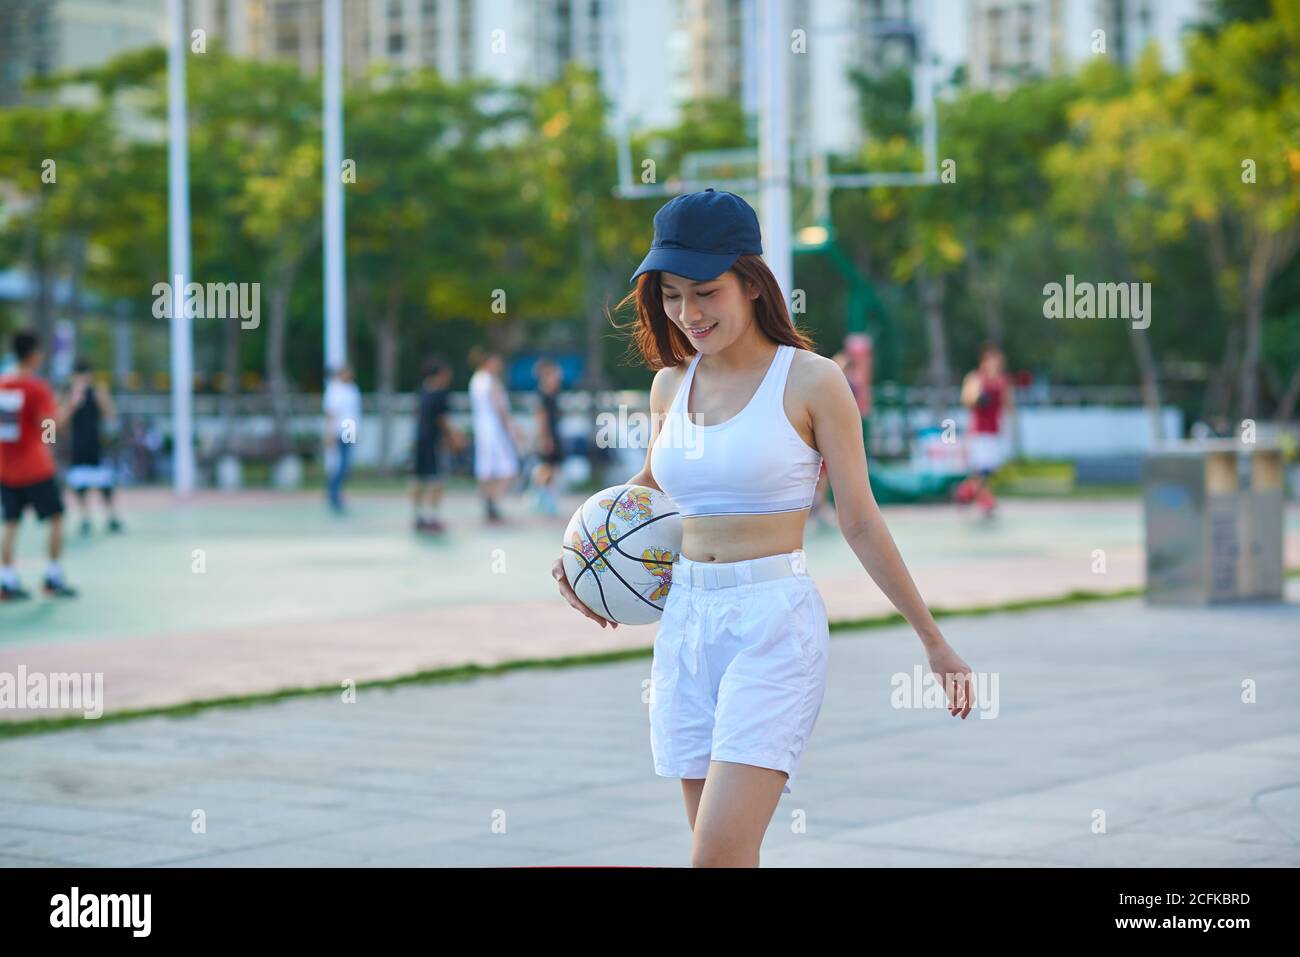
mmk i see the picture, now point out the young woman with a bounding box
[550,189,974,868]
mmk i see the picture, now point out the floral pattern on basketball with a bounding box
[561,484,684,626]
[569,523,613,572]
[599,488,654,524]
[642,546,674,601]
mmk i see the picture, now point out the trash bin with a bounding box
[1143,440,1284,605]
[1238,447,1285,601]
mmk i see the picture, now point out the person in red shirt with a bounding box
[956,342,1015,518]
[0,330,78,599]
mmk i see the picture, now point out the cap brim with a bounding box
[629,248,741,284]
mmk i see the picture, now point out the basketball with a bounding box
[561,484,682,625]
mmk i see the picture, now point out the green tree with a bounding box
[1137,1,1300,418]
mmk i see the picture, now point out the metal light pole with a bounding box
[757,0,792,311]
[166,0,195,495]
[323,0,347,374]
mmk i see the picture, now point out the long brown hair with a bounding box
[610,254,816,370]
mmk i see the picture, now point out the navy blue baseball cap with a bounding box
[630,188,764,284]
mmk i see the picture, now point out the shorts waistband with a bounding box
[671,549,808,589]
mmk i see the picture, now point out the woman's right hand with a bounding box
[552,556,619,629]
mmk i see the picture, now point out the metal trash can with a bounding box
[1238,447,1285,601]
[1143,440,1285,605]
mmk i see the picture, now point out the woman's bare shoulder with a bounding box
[649,361,690,413]
[789,347,847,395]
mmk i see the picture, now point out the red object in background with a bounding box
[971,373,1007,434]
[0,372,58,486]
[844,333,872,417]
[1013,369,1032,388]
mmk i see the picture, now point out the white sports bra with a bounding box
[650,343,822,517]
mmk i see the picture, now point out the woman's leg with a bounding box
[679,778,706,831]
[689,760,788,867]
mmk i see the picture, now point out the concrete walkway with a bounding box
[4,491,1296,720]
[1,580,1297,867]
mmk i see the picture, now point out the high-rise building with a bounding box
[966,0,1208,90]
[0,0,163,106]
[799,0,963,157]
[671,0,749,105]
[187,0,371,76]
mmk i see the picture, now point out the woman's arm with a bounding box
[806,358,975,717]
[623,367,673,492]
[812,361,943,648]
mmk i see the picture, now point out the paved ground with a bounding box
[1,579,1297,867]
[4,489,1297,719]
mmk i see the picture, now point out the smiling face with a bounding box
[658,269,759,354]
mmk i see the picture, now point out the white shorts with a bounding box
[966,433,1007,473]
[66,464,115,490]
[649,548,830,795]
[473,434,519,482]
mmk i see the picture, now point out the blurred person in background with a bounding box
[322,363,361,514]
[468,347,520,524]
[65,360,123,535]
[124,416,163,484]
[0,330,77,600]
[956,342,1014,518]
[531,358,565,517]
[412,355,464,533]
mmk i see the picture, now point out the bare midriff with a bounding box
[678,509,809,563]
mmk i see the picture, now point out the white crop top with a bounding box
[650,343,822,517]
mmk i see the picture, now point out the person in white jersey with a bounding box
[550,188,976,868]
[467,346,520,524]
[322,363,361,514]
